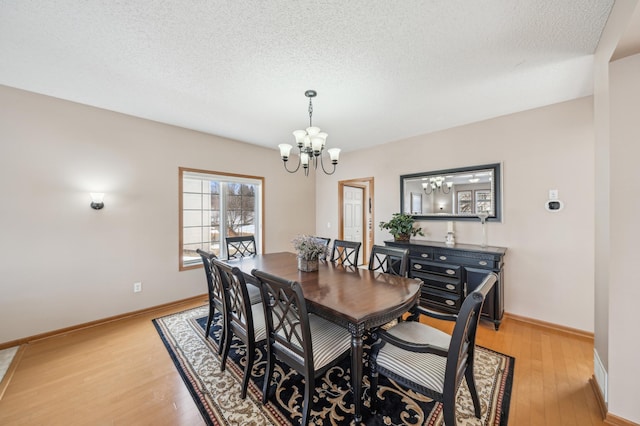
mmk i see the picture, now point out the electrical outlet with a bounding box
[133,282,142,293]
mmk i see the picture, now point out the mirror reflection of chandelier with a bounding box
[422,176,452,194]
[278,90,341,177]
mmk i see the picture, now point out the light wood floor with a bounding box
[0,298,603,425]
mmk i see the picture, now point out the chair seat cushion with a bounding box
[274,313,351,372]
[308,314,351,370]
[250,302,267,342]
[376,322,451,394]
[247,283,262,305]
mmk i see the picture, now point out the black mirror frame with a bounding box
[400,163,502,222]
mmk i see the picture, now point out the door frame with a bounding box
[338,177,374,265]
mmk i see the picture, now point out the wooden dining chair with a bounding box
[369,273,497,426]
[196,249,227,354]
[213,259,267,399]
[226,235,257,259]
[368,245,409,276]
[330,239,362,267]
[251,269,352,426]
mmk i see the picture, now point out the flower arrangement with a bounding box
[292,234,329,261]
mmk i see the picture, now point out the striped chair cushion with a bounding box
[247,283,262,305]
[274,314,351,371]
[250,302,267,342]
[376,322,451,394]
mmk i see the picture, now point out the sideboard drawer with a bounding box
[430,252,499,269]
[421,287,461,310]
[412,270,462,294]
[410,259,461,279]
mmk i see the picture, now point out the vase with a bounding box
[298,257,319,272]
[394,234,410,241]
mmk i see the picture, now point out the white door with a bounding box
[342,185,364,265]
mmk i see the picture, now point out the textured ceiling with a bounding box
[0,1,616,153]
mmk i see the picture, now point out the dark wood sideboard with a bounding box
[385,239,507,330]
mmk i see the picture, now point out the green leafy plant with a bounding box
[379,213,424,240]
[292,235,329,260]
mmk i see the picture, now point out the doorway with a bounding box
[338,177,374,266]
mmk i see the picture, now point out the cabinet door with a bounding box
[464,267,496,319]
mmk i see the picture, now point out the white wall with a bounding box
[0,85,316,343]
[317,97,595,332]
[608,52,640,424]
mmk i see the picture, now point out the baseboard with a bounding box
[503,312,594,340]
[0,345,26,401]
[0,294,208,350]
[605,413,640,426]
[590,375,608,419]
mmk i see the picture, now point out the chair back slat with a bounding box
[252,270,312,368]
[213,259,255,341]
[226,236,257,259]
[368,245,409,276]
[197,249,224,304]
[330,239,362,267]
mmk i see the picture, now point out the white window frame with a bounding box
[179,167,264,271]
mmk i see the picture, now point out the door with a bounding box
[342,185,364,265]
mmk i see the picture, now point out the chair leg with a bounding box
[241,343,255,399]
[262,348,274,404]
[300,373,313,426]
[220,327,232,372]
[205,304,214,339]
[465,366,482,418]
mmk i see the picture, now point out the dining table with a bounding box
[223,251,422,424]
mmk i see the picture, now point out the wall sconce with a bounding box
[90,192,105,210]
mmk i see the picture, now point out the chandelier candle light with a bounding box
[278,90,340,176]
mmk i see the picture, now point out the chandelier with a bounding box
[422,176,452,194]
[278,90,340,176]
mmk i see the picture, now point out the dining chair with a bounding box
[196,249,227,354]
[370,273,498,426]
[226,235,257,259]
[312,236,331,260]
[213,259,267,399]
[368,245,409,276]
[251,269,352,426]
[330,239,362,267]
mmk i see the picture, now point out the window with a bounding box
[179,167,264,270]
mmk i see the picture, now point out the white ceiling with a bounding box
[0,1,617,153]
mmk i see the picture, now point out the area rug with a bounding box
[153,306,514,425]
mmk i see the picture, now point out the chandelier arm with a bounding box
[423,184,433,195]
[282,153,302,173]
[319,153,337,175]
[442,185,451,194]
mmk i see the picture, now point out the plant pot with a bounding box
[394,234,410,241]
[298,257,319,272]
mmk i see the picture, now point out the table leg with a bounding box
[348,323,365,425]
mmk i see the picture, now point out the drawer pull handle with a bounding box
[421,253,429,258]
[445,300,455,306]
[446,284,455,290]
[445,269,455,275]
[479,260,488,266]
[439,255,447,260]
[413,264,422,270]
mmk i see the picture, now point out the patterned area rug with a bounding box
[153,306,514,425]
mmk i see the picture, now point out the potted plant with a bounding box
[379,213,424,241]
[292,235,330,272]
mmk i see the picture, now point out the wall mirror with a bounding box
[400,163,502,221]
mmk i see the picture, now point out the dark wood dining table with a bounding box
[223,251,422,424]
